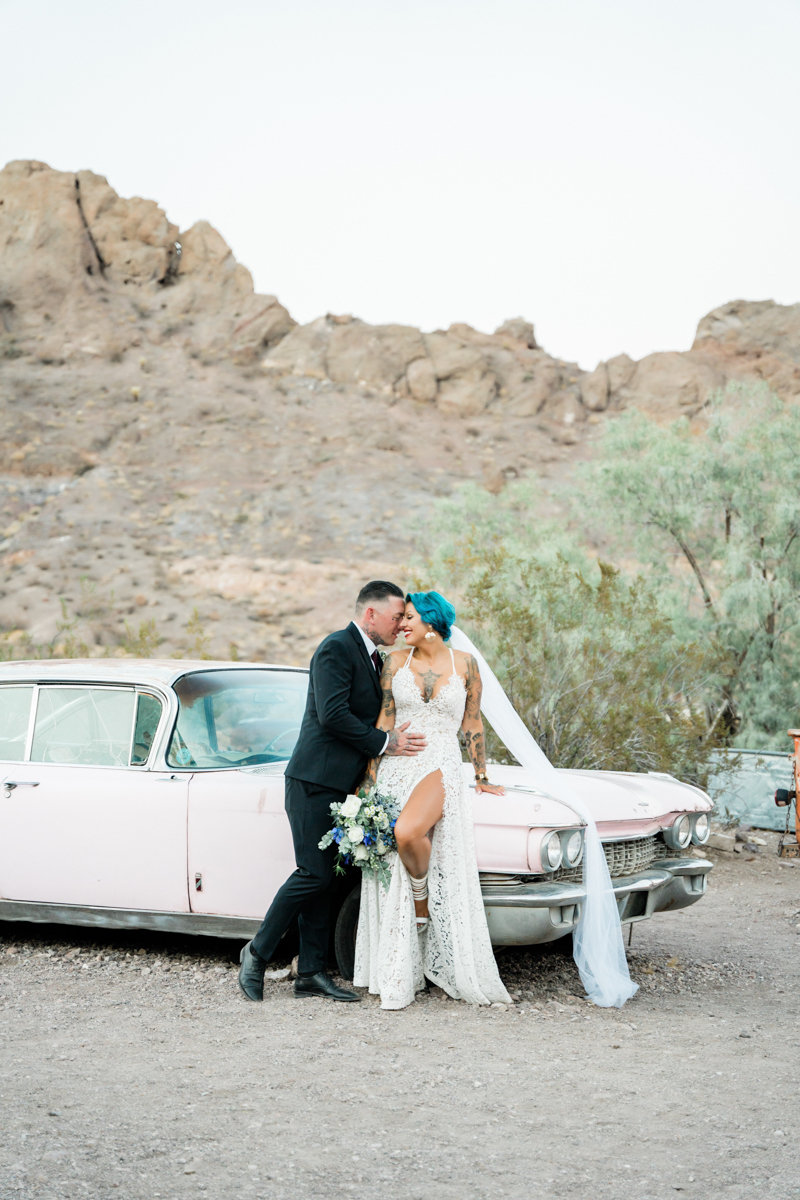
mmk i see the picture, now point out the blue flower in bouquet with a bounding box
[318,786,400,889]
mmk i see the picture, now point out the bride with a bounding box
[353,591,512,1009]
[353,590,639,1012]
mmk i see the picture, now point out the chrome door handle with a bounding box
[155,775,185,782]
[2,781,40,791]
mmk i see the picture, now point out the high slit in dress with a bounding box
[353,647,511,1010]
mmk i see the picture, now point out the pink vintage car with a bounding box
[0,659,713,976]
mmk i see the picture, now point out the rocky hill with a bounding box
[2,158,799,663]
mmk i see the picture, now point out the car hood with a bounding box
[467,762,711,828]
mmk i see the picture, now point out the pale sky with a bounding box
[2,0,798,370]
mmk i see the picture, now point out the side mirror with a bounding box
[775,788,796,807]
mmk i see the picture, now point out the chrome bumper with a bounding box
[482,856,712,946]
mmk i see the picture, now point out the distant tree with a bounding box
[579,384,800,747]
[471,552,724,778]
[415,519,725,781]
[417,477,587,584]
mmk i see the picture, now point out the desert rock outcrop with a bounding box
[692,299,800,399]
[4,157,800,662]
[0,160,294,365]
[262,312,582,424]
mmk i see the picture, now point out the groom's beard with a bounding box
[363,625,400,648]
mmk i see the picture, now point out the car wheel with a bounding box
[334,884,361,980]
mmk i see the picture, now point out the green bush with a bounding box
[579,383,800,747]
[448,543,725,782]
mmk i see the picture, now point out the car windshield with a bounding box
[167,669,308,769]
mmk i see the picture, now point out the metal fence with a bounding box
[707,748,794,831]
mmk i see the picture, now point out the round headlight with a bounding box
[692,813,710,844]
[541,832,563,871]
[674,814,692,848]
[565,830,584,865]
[663,813,694,852]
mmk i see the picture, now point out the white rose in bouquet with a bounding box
[348,825,365,844]
[340,795,362,819]
[376,838,388,855]
[354,844,369,861]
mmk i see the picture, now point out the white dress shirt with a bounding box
[350,620,390,756]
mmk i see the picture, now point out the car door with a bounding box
[0,682,189,913]
[187,768,296,918]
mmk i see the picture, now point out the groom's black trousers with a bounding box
[250,777,344,975]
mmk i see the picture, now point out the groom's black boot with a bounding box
[238,940,267,1002]
[294,971,361,1001]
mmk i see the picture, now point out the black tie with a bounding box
[371,650,381,675]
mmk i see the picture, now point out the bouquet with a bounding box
[318,786,400,890]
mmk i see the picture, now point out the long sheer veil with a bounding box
[449,626,638,1008]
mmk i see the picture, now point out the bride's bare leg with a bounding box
[394,771,445,919]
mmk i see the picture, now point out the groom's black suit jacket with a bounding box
[285,623,387,793]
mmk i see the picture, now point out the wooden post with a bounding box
[789,730,800,844]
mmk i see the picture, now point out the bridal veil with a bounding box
[449,625,638,1008]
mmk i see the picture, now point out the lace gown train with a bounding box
[353,649,511,1010]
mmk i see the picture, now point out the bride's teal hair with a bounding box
[406,591,457,641]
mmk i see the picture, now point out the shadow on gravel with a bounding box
[0,920,249,965]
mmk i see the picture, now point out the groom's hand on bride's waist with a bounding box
[384,721,427,756]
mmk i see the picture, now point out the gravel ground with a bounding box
[2,835,799,1200]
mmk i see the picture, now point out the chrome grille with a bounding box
[551,835,670,882]
[605,835,668,876]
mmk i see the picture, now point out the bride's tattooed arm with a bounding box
[461,655,486,775]
[461,653,504,795]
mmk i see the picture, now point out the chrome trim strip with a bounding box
[0,899,258,940]
[481,881,587,908]
[479,863,708,908]
[599,832,663,844]
[23,683,38,763]
[659,856,712,876]
[127,693,138,768]
[238,762,289,775]
[610,868,672,896]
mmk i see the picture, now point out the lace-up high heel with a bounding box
[409,872,429,932]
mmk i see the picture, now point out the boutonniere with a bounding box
[378,649,387,662]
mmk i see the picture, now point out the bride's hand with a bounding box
[474,782,505,795]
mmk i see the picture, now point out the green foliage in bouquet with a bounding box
[318,787,401,890]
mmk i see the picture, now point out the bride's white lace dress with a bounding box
[353,648,511,1010]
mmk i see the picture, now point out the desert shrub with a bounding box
[0,605,209,662]
[119,619,164,657]
[452,544,725,782]
[579,383,800,747]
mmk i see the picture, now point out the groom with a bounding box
[238,580,427,1002]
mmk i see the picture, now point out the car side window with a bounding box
[0,686,34,762]
[31,687,136,767]
[131,693,163,765]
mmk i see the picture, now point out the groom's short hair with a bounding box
[355,580,404,611]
